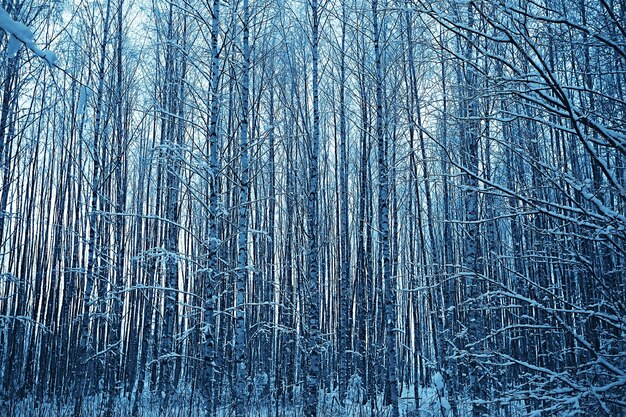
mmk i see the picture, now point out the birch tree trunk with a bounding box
[75,1,112,414]
[372,1,399,416]
[304,0,321,415]
[338,0,350,405]
[203,0,221,415]
[456,4,487,415]
[104,0,126,414]
[235,0,251,414]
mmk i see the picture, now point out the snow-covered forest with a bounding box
[0,0,625,416]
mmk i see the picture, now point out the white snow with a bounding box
[433,371,445,391]
[78,86,92,115]
[0,6,57,65]
[0,7,33,41]
[7,34,22,58]
[433,372,452,414]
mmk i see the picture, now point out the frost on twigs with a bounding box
[0,5,57,66]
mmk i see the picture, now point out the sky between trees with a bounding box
[0,1,625,416]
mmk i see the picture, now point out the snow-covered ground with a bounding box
[4,383,533,417]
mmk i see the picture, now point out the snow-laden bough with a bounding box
[0,6,56,65]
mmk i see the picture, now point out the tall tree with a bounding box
[234,0,251,414]
[304,0,321,415]
[371,0,399,416]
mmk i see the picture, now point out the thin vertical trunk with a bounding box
[338,0,350,404]
[235,0,251,414]
[457,4,486,416]
[75,1,112,413]
[355,24,370,400]
[0,58,17,247]
[105,0,126,414]
[372,0,399,415]
[160,5,186,408]
[267,72,280,416]
[203,1,221,415]
[304,0,321,415]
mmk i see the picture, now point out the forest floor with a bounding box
[4,386,434,417]
[2,385,529,417]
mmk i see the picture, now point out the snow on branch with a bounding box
[0,5,56,65]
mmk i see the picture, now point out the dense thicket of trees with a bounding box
[0,0,624,416]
